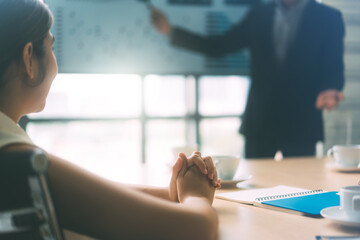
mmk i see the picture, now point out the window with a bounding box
[26,74,250,169]
[199,75,249,116]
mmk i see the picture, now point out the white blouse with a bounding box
[0,112,33,149]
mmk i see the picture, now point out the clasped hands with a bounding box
[169,151,221,204]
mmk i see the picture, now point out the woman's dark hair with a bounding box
[0,0,53,89]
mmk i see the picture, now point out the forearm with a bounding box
[48,157,172,239]
[47,151,218,240]
[170,27,245,58]
[49,161,217,239]
[170,27,213,55]
[127,184,171,201]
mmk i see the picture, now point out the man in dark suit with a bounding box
[151,0,345,158]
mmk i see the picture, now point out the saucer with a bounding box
[321,206,360,227]
[220,175,252,188]
[325,162,360,173]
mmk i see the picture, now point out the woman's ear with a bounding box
[22,42,35,79]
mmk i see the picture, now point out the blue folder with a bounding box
[261,191,340,216]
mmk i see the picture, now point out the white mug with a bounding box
[339,186,360,220]
[327,145,360,167]
[213,156,240,180]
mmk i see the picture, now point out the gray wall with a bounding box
[323,0,360,152]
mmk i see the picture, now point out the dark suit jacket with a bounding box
[170,0,345,144]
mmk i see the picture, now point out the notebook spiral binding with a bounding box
[255,189,324,202]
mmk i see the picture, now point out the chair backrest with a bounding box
[0,148,64,240]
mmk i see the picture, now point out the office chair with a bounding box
[0,148,64,240]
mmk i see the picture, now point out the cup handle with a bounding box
[353,196,360,212]
[327,148,334,159]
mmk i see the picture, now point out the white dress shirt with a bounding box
[273,0,310,64]
[0,112,33,149]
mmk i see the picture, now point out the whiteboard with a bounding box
[46,0,257,75]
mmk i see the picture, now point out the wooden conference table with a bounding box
[65,157,360,240]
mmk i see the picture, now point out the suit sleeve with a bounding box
[320,10,345,91]
[169,9,254,58]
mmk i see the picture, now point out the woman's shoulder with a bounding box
[0,112,33,149]
[0,130,34,150]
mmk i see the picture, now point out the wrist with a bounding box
[182,195,212,205]
[182,196,218,228]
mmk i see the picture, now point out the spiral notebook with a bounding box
[216,185,340,216]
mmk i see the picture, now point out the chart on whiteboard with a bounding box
[46,0,256,74]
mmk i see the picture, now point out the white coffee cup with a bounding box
[327,145,360,167]
[339,186,360,221]
[213,156,240,180]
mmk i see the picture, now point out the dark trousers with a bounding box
[245,136,316,159]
